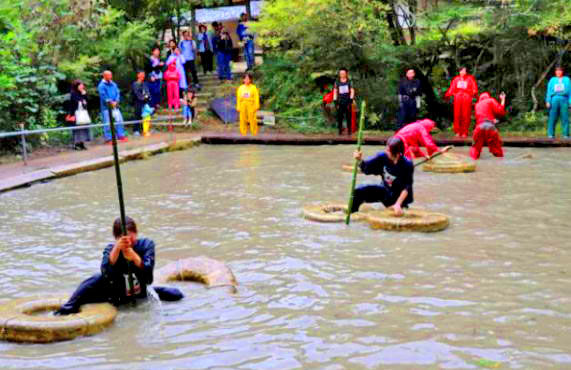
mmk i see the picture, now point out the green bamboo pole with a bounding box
[345,101,367,225]
[108,104,136,303]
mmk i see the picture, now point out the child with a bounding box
[236,72,260,136]
[352,136,414,216]
[141,103,154,137]
[164,61,181,112]
[182,90,197,126]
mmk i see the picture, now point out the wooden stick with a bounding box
[346,101,367,225]
[414,145,453,168]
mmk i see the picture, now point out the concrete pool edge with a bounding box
[200,133,571,147]
[1,133,570,194]
[0,138,201,194]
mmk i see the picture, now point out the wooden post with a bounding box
[191,6,197,36]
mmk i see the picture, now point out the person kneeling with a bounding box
[352,136,414,217]
[56,217,183,315]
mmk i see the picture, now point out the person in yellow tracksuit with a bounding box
[236,72,260,136]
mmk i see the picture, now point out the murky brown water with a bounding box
[1,145,571,369]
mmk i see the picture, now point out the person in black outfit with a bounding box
[66,79,91,150]
[145,46,164,109]
[56,217,183,315]
[197,24,214,74]
[351,136,414,216]
[397,68,422,130]
[131,71,150,135]
[333,68,355,135]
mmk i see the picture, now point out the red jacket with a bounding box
[474,92,506,126]
[445,74,478,100]
[164,62,180,84]
[323,89,334,104]
[396,119,439,158]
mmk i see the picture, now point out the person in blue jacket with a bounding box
[351,136,414,216]
[546,65,571,139]
[98,71,127,143]
[237,13,255,71]
[56,217,183,315]
[179,31,201,90]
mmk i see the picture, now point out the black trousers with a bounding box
[134,102,144,133]
[184,60,200,86]
[56,273,184,315]
[199,51,214,73]
[337,101,352,135]
[397,98,417,130]
[351,184,411,213]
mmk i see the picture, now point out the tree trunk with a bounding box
[191,6,197,36]
[246,0,252,19]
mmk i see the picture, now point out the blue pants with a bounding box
[397,99,418,130]
[148,79,162,108]
[351,184,411,213]
[102,109,126,141]
[217,53,232,81]
[547,96,569,137]
[56,273,184,315]
[183,105,195,120]
[244,40,255,70]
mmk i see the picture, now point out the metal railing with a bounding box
[0,116,190,165]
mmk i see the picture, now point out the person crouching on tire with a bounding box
[470,92,506,160]
[333,68,355,135]
[56,217,183,315]
[352,136,414,216]
[236,72,260,136]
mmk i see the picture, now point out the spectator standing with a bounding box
[145,46,164,109]
[215,28,233,83]
[131,71,150,136]
[166,47,188,93]
[66,79,92,150]
[97,70,127,143]
[333,68,355,136]
[197,24,214,75]
[545,65,571,139]
[237,13,255,71]
[397,68,422,130]
[179,31,201,90]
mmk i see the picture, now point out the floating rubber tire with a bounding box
[422,153,476,173]
[303,203,372,223]
[366,209,450,232]
[0,296,117,343]
[155,256,237,289]
[341,164,362,173]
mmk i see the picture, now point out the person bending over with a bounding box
[352,136,414,217]
[395,118,440,159]
[470,92,506,160]
[56,217,183,315]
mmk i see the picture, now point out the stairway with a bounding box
[152,72,244,127]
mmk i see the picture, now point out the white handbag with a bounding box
[111,108,123,123]
[75,102,91,125]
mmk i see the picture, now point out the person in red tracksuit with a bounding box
[396,119,440,159]
[445,67,478,138]
[470,92,507,160]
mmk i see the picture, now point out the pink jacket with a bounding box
[396,119,439,159]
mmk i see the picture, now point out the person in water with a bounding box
[352,136,414,217]
[56,217,183,315]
